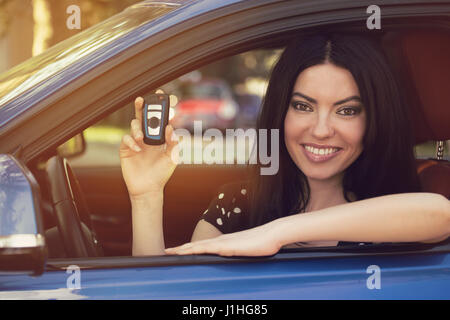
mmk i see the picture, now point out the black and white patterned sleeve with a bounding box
[200,182,249,234]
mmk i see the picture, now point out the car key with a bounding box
[142,94,170,145]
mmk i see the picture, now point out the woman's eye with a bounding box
[291,101,313,112]
[337,107,361,116]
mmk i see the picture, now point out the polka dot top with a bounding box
[200,181,375,247]
[201,181,251,234]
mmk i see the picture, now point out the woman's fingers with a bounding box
[165,238,221,255]
[134,97,144,122]
[165,241,200,254]
[121,117,144,154]
[165,124,180,163]
[166,245,205,255]
[166,125,178,148]
[121,134,142,153]
[131,118,143,141]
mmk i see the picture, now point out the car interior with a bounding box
[33,27,450,259]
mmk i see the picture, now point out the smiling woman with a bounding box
[244,33,424,230]
[169,33,450,255]
[284,63,366,188]
[121,33,450,257]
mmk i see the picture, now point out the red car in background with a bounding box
[171,78,239,132]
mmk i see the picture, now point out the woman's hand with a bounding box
[165,222,282,257]
[120,97,179,199]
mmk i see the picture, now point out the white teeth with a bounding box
[304,145,338,156]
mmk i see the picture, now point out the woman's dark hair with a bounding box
[246,33,421,228]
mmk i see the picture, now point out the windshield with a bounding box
[0,1,183,107]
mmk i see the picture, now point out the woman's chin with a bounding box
[306,174,336,182]
[300,167,342,182]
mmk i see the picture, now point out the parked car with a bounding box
[171,78,239,132]
[0,0,449,300]
[234,92,262,129]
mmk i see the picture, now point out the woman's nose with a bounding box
[311,114,334,139]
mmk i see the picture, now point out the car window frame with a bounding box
[49,22,450,267]
[1,1,447,270]
[44,240,450,271]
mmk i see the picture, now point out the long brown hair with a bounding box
[245,33,421,228]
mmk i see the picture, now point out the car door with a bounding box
[2,242,450,300]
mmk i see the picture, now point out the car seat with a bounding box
[383,29,450,199]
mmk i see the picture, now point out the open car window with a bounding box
[415,140,450,160]
[67,49,282,168]
[48,44,449,262]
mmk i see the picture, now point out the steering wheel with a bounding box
[46,155,100,258]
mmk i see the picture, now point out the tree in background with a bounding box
[0,0,140,73]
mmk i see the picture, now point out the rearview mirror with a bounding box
[0,154,47,276]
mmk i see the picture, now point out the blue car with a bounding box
[0,0,449,301]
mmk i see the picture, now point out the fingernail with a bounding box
[134,146,142,152]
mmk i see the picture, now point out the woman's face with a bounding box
[284,63,366,182]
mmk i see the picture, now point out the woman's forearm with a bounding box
[131,191,165,256]
[273,193,450,247]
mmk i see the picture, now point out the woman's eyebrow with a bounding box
[333,95,362,106]
[292,92,317,104]
[292,92,361,106]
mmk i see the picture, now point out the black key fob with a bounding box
[142,94,170,145]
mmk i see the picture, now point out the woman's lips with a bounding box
[301,144,342,163]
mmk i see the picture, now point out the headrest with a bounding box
[398,30,450,144]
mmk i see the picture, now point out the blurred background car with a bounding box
[170,77,239,132]
[234,92,262,129]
